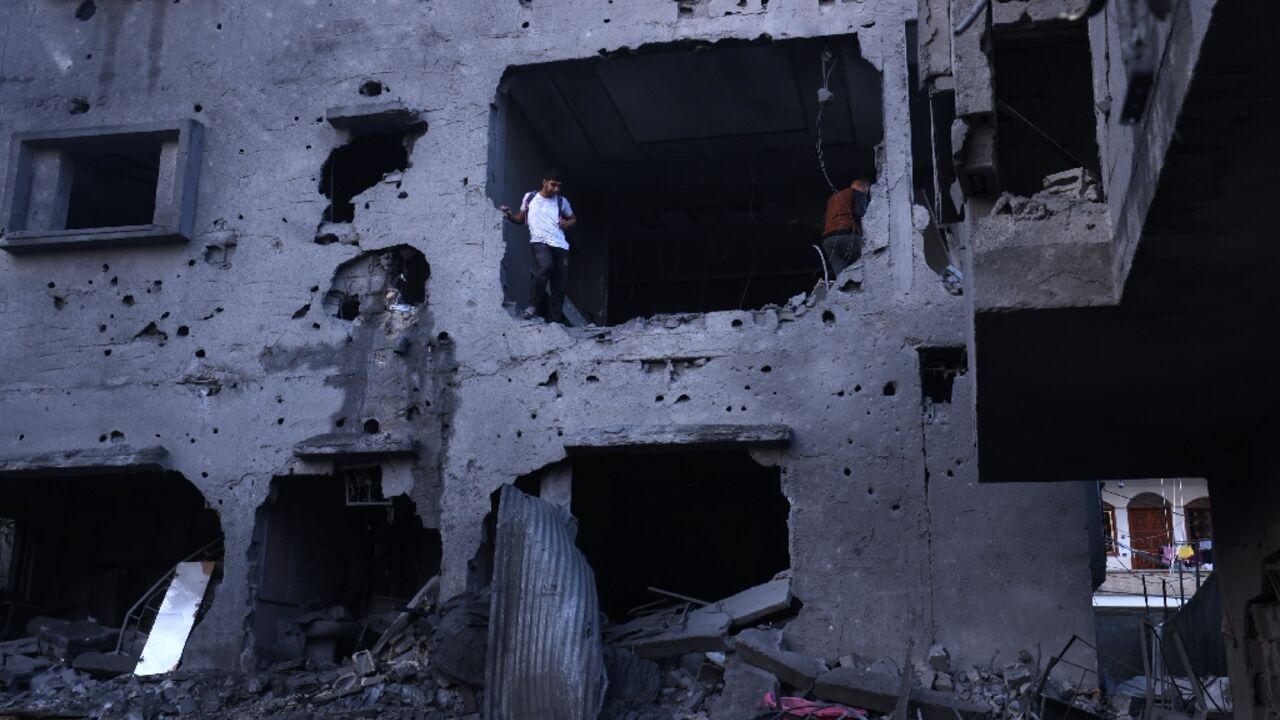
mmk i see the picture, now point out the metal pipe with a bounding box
[953,0,990,35]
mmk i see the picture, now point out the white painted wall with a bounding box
[1099,478,1210,571]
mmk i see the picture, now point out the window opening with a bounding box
[0,472,221,636]
[1,121,202,253]
[323,245,429,321]
[570,448,790,621]
[918,346,968,404]
[491,35,883,325]
[993,23,1101,197]
[319,131,415,224]
[65,136,163,229]
[248,474,441,665]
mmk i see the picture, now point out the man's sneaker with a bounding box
[519,306,538,320]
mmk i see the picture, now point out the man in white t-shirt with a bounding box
[500,169,577,323]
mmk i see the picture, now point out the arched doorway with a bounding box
[1127,493,1172,570]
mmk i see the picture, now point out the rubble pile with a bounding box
[0,572,1207,720]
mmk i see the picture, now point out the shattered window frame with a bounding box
[1,119,203,254]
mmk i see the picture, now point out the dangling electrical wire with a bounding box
[814,52,840,195]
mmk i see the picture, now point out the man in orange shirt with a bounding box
[821,178,871,276]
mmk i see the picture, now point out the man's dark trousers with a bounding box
[529,242,569,323]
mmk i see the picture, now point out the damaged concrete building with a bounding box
[0,0,1271,717]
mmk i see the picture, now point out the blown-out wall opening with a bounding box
[570,448,790,622]
[490,35,883,325]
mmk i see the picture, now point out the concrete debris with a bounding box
[29,618,116,664]
[713,576,792,628]
[990,193,1053,221]
[814,665,992,719]
[733,627,829,691]
[1002,661,1035,691]
[608,605,732,658]
[1039,167,1102,202]
[932,671,954,692]
[709,655,778,720]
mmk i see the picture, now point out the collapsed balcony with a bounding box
[491,36,883,326]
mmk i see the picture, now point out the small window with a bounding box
[1,120,203,254]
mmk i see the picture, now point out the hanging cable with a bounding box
[814,52,840,195]
[813,244,831,290]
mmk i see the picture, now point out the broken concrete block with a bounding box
[867,656,901,677]
[814,666,992,720]
[616,607,732,659]
[714,578,792,627]
[913,659,936,691]
[814,666,898,712]
[933,671,954,692]
[927,644,950,672]
[293,431,418,460]
[709,656,777,720]
[29,618,116,663]
[1039,168,1100,201]
[72,651,136,678]
[326,101,424,134]
[351,649,377,676]
[1003,662,1035,690]
[732,628,827,690]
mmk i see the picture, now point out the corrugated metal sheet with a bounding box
[485,485,607,720]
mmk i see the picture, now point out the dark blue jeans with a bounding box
[822,232,863,276]
[529,242,569,323]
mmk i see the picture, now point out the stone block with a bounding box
[714,578,792,627]
[710,656,778,720]
[815,666,992,720]
[732,628,827,690]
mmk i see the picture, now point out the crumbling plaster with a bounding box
[0,0,1090,671]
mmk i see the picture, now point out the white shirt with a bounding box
[521,192,573,250]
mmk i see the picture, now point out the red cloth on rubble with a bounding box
[763,692,868,718]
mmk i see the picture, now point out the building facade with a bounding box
[0,0,1102,685]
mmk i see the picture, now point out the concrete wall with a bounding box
[1209,427,1280,719]
[0,0,1092,672]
